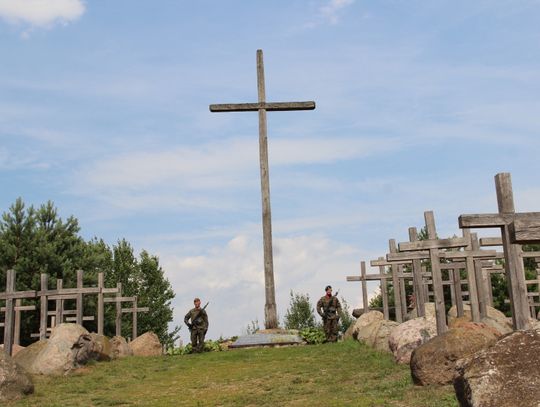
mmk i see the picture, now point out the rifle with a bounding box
[188,302,209,331]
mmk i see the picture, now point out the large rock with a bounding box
[350,311,399,352]
[90,333,112,361]
[448,304,512,335]
[13,324,97,376]
[129,332,162,357]
[110,336,133,359]
[454,330,540,407]
[411,322,499,386]
[351,311,384,340]
[388,316,437,364]
[406,302,436,320]
[0,351,34,402]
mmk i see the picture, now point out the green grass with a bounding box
[9,341,457,407]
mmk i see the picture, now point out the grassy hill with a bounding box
[9,340,457,406]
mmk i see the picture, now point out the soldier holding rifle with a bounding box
[184,297,209,353]
[317,285,342,343]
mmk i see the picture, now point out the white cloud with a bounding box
[320,0,355,24]
[0,0,85,28]
[158,232,378,342]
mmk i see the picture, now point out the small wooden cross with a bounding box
[210,50,315,329]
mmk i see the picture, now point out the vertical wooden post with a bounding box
[495,173,530,329]
[398,264,408,320]
[409,227,426,317]
[39,273,48,340]
[55,279,63,326]
[388,240,403,322]
[361,261,369,313]
[13,299,21,346]
[462,229,481,322]
[470,233,488,319]
[377,260,390,320]
[256,50,278,329]
[132,296,138,340]
[76,270,83,326]
[425,211,447,334]
[115,283,122,337]
[451,268,464,317]
[98,273,104,336]
[3,270,15,356]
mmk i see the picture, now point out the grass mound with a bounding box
[9,340,457,406]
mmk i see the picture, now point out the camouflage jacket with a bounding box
[184,307,209,331]
[317,295,342,320]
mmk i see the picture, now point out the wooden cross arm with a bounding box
[479,237,502,246]
[398,237,469,251]
[0,290,36,300]
[121,307,150,313]
[104,296,136,303]
[459,212,540,228]
[509,218,540,244]
[370,257,412,267]
[65,316,95,322]
[1,305,36,312]
[387,251,429,262]
[438,250,497,260]
[521,251,540,258]
[209,101,316,112]
[347,274,389,281]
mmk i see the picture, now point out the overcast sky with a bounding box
[1,0,540,343]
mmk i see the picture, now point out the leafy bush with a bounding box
[300,327,326,344]
[339,297,354,334]
[284,291,317,330]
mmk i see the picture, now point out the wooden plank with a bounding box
[116,283,122,337]
[438,250,497,260]
[209,101,316,112]
[388,240,403,322]
[121,307,150,313]
[98,273,104,336]
[3,270,15,356]
[399,236,469,251]
[408,227,426,317]
[39,274,48,340]
[479,237,502,246]
[459,212,540,228]
[377,258,390,320]
[104,296,136,303]
[387,251,430,262]
[76,270,83,326]
[425,211,447,335]
[495,173,530,330]
[361,261,369,312]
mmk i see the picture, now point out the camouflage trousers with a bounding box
[190,329,206,353]
[323,318,339,342]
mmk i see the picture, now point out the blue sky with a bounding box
[1,0,540,343]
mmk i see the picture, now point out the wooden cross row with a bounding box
[459,173,540,330]
[104,283,149,339]
[209,50,315,330]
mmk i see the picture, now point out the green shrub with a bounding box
[284,291,317,330]
[300,327,326,344]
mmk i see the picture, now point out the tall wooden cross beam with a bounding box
[209,50,316,329]
[459,173,540,330]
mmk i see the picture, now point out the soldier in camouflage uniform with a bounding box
[184,297,209,353]
[317,285,342,343]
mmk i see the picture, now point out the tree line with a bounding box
[0,198,178,346]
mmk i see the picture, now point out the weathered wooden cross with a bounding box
[209,49,315,329]
[104,283,149,339]
[388,211,470,334]
[459,172,540,329]
[0,270,36,355]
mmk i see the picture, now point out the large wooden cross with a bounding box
[459,173,540,329]
[209,50,315,329]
